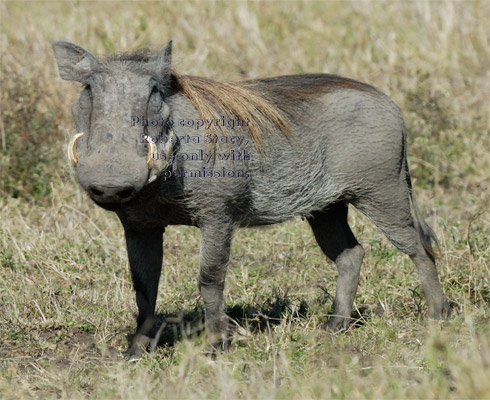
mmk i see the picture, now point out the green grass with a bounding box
[1,0,489,398]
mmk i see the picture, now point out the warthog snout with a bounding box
[88,184,136,204]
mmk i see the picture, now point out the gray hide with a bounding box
[52,41,451,360]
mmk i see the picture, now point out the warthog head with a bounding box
[52,41,175,208]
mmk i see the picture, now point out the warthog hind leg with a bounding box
[355,183,451,319]
[307,202,365,331]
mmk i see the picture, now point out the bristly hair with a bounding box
[174,75,294,153]
[103,49,153,62]
[173,73,380,153]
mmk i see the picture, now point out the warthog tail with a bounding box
[405,163,441,262]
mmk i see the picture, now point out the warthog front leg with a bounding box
[198,221,234,353]
[123,227,164,361]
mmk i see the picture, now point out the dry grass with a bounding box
[1,0,489,398]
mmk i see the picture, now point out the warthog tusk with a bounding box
[144,135,157,169]
[68,132,84,164]
[147,128,175,183]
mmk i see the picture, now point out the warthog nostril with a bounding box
[89,187,104,197]
[88,184,136,203]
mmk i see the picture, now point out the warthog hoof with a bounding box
[428,298,454,320]
[124,334,151,363]
[324,316,352,333]
[205,317,232,358]
[205,337,231,359]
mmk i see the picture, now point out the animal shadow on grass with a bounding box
[130,288,370,352]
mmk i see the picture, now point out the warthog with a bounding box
[52,40,450,359]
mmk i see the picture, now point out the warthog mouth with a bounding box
[91,200,124,212]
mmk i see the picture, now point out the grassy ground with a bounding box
[1,0,489,398]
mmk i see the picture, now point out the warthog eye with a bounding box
[147,86,163,114]
[78,86,92,111]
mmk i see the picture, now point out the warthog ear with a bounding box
[148,40,172,79]
[52,41,99,83]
